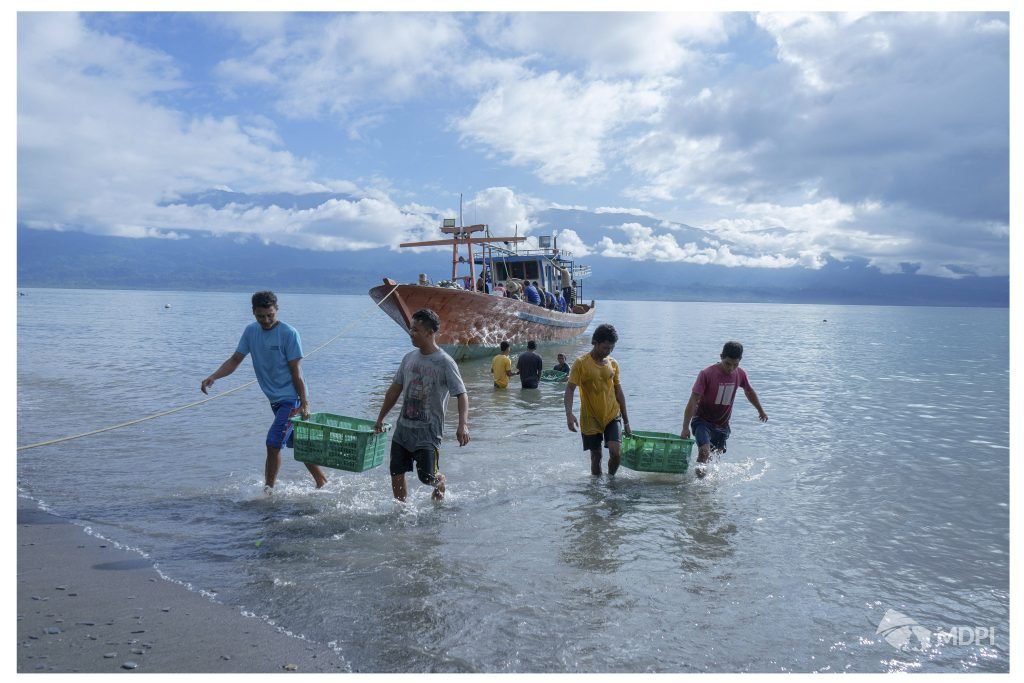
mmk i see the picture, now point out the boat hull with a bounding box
[369,282,595,360]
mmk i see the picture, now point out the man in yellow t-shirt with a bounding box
[490,341,515,388]
[564,324,631,475]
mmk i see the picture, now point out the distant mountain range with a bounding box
[16,206,1008,307]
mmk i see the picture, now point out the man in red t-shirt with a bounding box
[681,341,768,477]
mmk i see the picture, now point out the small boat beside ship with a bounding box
[369,219,595,360]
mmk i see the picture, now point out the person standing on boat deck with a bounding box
[553,353,571,375]
[523,281,541,306]
[516,340,544,389]
[373,309,469,502]
[680,341,768,477]
[565,324,632,476]
[201,290,327,493]
[557,262,573,306]
[491,341,516,389]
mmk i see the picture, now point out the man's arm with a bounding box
[564,382,580,432]
[201,352,245,394]
[680,392,701,439]
[744,386,768,422]
[287,358,310,419]
[374,382,404,433]
[455,392,470,446]
[614,384,631,438]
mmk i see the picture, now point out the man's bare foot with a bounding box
[314,475,328,489]
[431,473,446,501]
[263,484,274,497]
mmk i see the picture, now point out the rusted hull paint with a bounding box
[369,283,595,360]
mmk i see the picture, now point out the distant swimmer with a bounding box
[565,324,631,476]
[680,341,768,478]
[373,309,469,502]
[201,290,327,494]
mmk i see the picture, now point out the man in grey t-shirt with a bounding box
[374,309,469,501]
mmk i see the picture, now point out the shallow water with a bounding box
[17,289,1009,672]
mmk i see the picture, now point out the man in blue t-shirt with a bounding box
[523,281,541,306]
[201,291,327,494]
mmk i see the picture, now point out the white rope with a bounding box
[17,285,401,452]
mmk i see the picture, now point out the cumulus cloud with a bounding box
[597,222,799,268]
[17,14,325,240]
[213,13,467,121]
[461,187,537,235]
[456,71,665,184]
[475,12,733,77]
[15,11,1008,279]
[553,229,592,258]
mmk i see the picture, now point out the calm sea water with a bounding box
[16,288,1009,673]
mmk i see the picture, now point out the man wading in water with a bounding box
[680,341,768,477]
[564,324,631,476]
[201,290,327,494]
[373,309,469,502]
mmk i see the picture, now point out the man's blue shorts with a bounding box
[582,418,622,451]
[267,399,301,449]
[690,416,730,452]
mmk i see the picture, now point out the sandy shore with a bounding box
[16,497,346,673]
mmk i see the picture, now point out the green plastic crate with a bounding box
[620,430,694,473]
[540,369,568,382]
[290,413,390,472]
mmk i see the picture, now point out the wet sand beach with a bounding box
[16,497,345,673]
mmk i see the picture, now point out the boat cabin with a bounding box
[399,220,591,310]
[474,235,590,309]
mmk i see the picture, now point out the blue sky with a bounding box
[13,7,1013,279]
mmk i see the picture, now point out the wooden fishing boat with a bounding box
[369,220,595,360]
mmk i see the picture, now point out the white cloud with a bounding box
[18,13,333,242]
[214,13,467,120]
[458,71,665,183]
[475,12,733,77]
[552,229,592,258]
[597,222,799,268]
[595,206,656,218]
[14,11,1008,280]
[461,187,536,235]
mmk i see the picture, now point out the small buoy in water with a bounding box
[165,304,171,308]
[18,292,25,296]
[823,319,827,322]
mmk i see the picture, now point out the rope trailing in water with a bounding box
[17,284,401,452]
